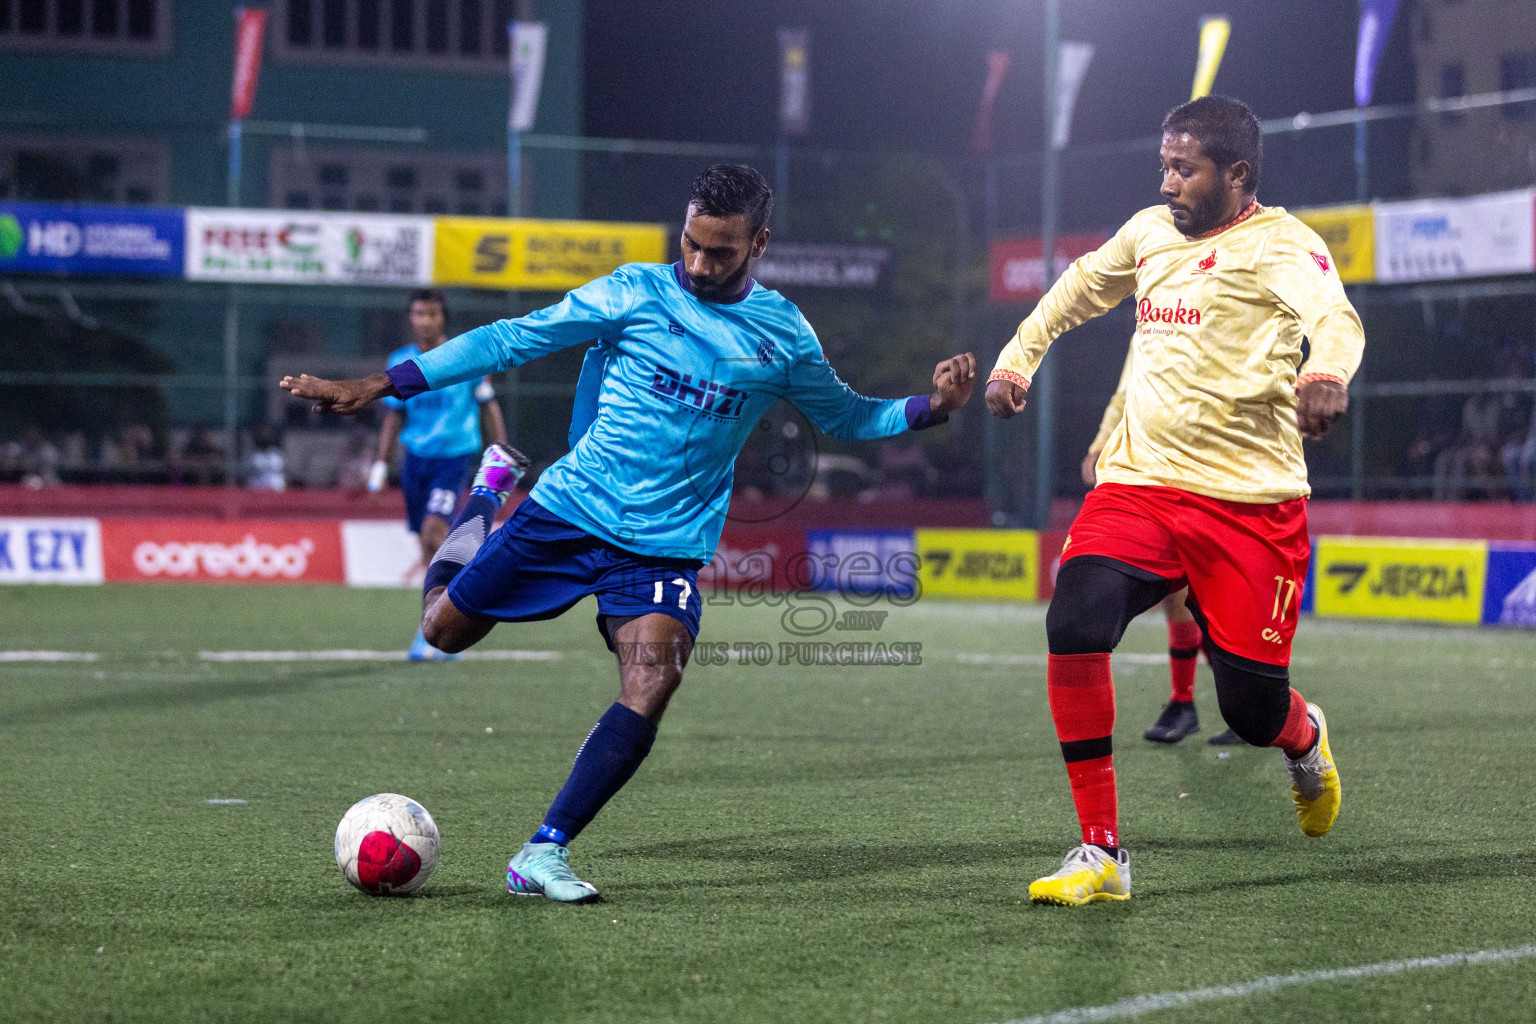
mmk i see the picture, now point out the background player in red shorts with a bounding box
[986,95,1363,906]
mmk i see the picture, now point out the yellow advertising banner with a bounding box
[433,217,668,290]
[1312,536,1488,625]
[1294,204,1375,283]
[916,528,1040,602]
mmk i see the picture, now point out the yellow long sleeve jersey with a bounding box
[990,201,1365,503]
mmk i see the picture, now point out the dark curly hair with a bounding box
[1163,95,1263,195]
[688,164,775,235]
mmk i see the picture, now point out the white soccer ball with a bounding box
[334,793,440,896]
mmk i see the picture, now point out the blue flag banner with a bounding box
[0,202,185,277]
[1355,0,1400,107]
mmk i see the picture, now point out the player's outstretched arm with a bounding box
[1296,379,1348,439]
[929,352,977,415]
[280,372,397,415]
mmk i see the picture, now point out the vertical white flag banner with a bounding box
[1051,41,1095,150]
[778,28,811,137]
[509,21,548,132]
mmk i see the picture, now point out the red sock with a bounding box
[1167,619,1202,703]
[1047,653,1119,848]
[1271,688,1318,758]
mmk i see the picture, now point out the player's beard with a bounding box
[1168,187,1229,237]
[686,252,752,302]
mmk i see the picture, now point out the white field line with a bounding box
[994,943,1536,1024]
[195,649,560,662]
[957,653,1315,667]
[0,651,100,662]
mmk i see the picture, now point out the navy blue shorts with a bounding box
[446,497,704,649]
[401,452,478,533]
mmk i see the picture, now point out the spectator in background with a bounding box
[244,422,286,492]
[1433,393,1503,500]
[1502,403,1536,501]
[176,423,226,486]
[19,424,60,487]
[860,436,937,502]
[59,431,89,475]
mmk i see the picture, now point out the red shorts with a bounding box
[1062,483,1310,665]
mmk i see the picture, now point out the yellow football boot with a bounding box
[1285,702,1341,837]
[1028,843,1131,906]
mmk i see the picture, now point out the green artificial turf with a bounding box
[2,584,1534,1023]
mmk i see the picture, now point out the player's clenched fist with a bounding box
[280,372,396,415]
[986,377,1028,419]
[1296,379,1348,440]
[929,352,977,415]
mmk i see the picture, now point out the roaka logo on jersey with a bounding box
[650,364,748,419]
[1136,296,1204,325]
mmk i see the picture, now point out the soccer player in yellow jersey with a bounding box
[986,96,1361,905]
[1081,348,1246,747]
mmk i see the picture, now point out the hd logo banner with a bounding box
[915,528,1039,602]
[0,202,183,277]
[1313,536,1488,625]
[433,217,666,290]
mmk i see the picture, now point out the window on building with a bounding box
[0,0,168,53]
[1501,52,1536,120]
[0,134,169,203]
[276,0,517,70]
[1440,62,1465,122]
[269,145,508,216]
[322,0,345,48]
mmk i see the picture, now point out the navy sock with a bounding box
[422,487,502,599]
[532,703,657,845]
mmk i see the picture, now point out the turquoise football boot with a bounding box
[506,842,602,904]
[407,627,460,662]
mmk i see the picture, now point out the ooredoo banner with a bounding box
[100,519,344,584]
[0,518,103,584]
[185,208,433,286]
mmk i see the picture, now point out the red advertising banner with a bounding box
[100,519,344,585]
[989,232,1108,304]
[698,526,809,594]
[230,8,268,120]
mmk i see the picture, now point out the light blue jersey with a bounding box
[387,262,939,562]
[382,343,494,458]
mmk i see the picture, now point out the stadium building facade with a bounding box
[0,0,584,449]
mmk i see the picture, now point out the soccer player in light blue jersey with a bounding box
[370,289,509,661]
[283,165,976,903]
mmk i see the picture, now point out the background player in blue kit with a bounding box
[283,165,976,902]
[370,289,510,661]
